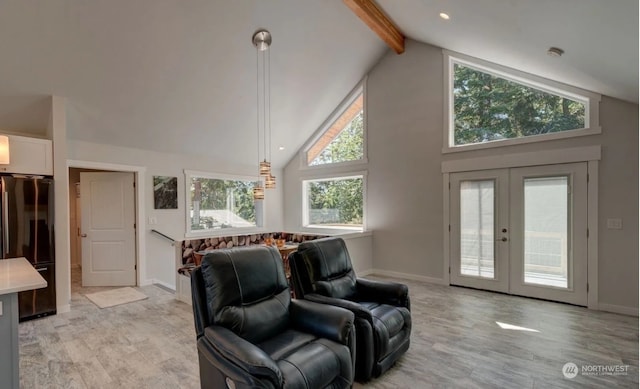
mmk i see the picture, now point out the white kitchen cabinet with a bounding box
[0,134,53,176]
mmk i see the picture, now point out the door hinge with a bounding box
[448,224,451,232]
[134,223,136,229]
[133,181,136,188]
[587,283,589,293]
[135,264,137,270]
[448,266,451,274]
[586,228,589,238]
[587,173,589,183]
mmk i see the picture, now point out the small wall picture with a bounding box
[153,176,178,209]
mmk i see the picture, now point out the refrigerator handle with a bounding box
[2,191,8,255]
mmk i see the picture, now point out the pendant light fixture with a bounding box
[265,173,276,189]
[253,29,276,196]
[0,135,10,165]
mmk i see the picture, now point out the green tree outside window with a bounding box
[453,64,586,146]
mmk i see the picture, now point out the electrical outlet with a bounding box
[606,218,623,230]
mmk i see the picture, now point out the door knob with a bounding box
[81,233,87,238]
[502,228,508,233]
[501,237,507,242]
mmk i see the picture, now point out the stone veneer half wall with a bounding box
[180,232,326,267]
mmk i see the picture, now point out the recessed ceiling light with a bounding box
[547,47,564,57]
[278,146,285,151]
[439,12,450,20]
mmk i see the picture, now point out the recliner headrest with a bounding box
[295,237,356,299]
[200,245,290,343]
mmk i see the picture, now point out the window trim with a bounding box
[300,79,368,169]
[301,171,367,232]
[184,169,266,238]
[443,51,601,154]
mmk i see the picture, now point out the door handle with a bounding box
[81,233,88,238]
[500,237,508,242]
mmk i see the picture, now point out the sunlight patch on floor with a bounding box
[496,321,540,333]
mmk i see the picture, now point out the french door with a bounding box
[450,163,588,306]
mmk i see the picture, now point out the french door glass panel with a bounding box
[509,163,587,306]
[523,176,569,288]
[460,180,495,278]
[449,169,509,293]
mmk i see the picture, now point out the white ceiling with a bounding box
[0,0,636,169]
[378,0,639,103]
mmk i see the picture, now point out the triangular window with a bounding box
[306,92,364,166]
[445,54,600,151]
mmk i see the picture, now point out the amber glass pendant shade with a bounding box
[253,184,265,200]
[265,174,276,189]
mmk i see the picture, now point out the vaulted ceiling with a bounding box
[0,0,636,169]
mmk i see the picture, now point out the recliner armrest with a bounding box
[202,325,283,387]
[356,278,410,309]
[303,293,373,325]
[290,299,355,345]
[191,266,210,339]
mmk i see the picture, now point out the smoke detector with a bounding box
[547,47,564,57]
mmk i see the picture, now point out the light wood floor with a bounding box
[19,271,638,388]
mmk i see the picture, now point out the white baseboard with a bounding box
[598,303,639,317]
[151,279,176,292]
[140,278,154,287]
[176,293,192,306]
[365,269,447,285]
[57,304,70,314]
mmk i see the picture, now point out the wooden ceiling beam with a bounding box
[343,0,405,54]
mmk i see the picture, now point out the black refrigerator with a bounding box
[0,175,56,322]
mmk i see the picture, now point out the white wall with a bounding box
[66,139,284,289]
[366,40,446,283]
[68,168,80,269]
[285,39,638,312]
[342,233,373,275]
[596,97,638,311]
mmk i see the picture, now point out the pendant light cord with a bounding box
[256,42,260,167]
[267,47,271,165]
[262,46,267,161]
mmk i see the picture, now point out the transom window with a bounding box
[302,174,365,230]
[444,53,600,152]
[305,85,365,166]
[185,170,263,236]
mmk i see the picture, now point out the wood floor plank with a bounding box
[18,270,637,388]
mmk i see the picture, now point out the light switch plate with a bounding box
[606,218,623,230]
[0,300,3,316]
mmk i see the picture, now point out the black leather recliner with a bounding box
[289,237,411,382]
[191,245,355,389]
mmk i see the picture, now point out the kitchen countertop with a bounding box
[0,257,47,295]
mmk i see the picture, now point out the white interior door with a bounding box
[81,172,136,287]
[450,163,588,306]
